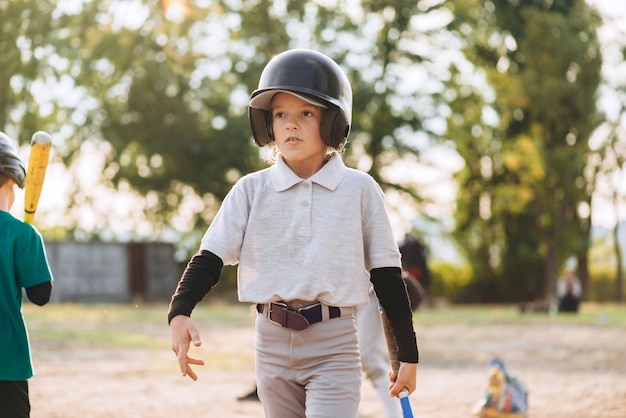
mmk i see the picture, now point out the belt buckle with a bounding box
[267,302,289,327]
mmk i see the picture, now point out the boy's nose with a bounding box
[285,118,299,129]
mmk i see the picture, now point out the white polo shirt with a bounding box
[200,153,401,307]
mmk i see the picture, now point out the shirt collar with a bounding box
[270,153,347,192]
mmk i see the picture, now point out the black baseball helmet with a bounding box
[248,49,352,149]
[0,132,26,188]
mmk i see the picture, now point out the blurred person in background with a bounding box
[557,270,582,313]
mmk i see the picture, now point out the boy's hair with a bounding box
[0,173,10,188]
[249,49,352,150]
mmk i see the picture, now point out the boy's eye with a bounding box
[303,111,313,117]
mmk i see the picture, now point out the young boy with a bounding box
[0,132,54,417]
[168,49,418,417]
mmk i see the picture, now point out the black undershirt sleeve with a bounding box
[370,266,419,363]
[25,281,53,306]
[167,250,223,324]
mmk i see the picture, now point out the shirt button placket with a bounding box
[300,181,312,236]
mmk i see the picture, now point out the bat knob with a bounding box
[31,131,52,144]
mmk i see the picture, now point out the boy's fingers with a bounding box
[390,381,403,398]
[176,346,188,373]
[184,364,198,381]
[187,357,205,366]
[169,316,204,381]
[175,338,204,379]
[388,371,399,397]
[179,357,204,380]
[388,366,416,397]
[188,328,202,346]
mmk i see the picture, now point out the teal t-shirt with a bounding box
[0,211,53,380]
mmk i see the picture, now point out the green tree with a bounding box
[589,6,626,303]
[590,82,626,304]
[445,0,602,302]
[0,0,90,142]
[2,0,450,257]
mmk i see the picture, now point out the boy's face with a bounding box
[271,92,327,174]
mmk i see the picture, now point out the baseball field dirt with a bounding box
[24,302,626,418]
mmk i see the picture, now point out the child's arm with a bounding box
[168,250,223,322]
[25,281,52,306]
[370,266,418,395]
[168,250,223,381]
[170,315,205,381]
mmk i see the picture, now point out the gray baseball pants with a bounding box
[255,305,361,418]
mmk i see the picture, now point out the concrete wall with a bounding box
[45,241,180,303]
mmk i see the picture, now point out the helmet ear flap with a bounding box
[249,108,272,146]
[266,113,274,142]
[321,105,350,148]
[252,103,349,149]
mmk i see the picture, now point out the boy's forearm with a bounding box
[167,250,223,324]
[370,266,419,363]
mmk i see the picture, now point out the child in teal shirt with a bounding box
[0,132,54,417]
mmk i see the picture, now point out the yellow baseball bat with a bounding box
[24,131,52,224]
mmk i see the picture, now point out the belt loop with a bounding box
[321,304,330,322]
[329,305,342,318]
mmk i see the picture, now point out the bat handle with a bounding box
[399,389,414,418]
[380,308,415,418]
[379,309,400,374]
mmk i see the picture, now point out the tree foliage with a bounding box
[444,0,603,302]
[589,16,626,302]
[1,0,449,253]
[0,0,78,140]
[2,0,613,302]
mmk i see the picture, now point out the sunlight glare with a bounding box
[162,0,189,23]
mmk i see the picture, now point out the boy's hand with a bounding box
[169,315,205,381]
[389,362,417,397]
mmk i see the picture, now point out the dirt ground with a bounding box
[28,311,626,418]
